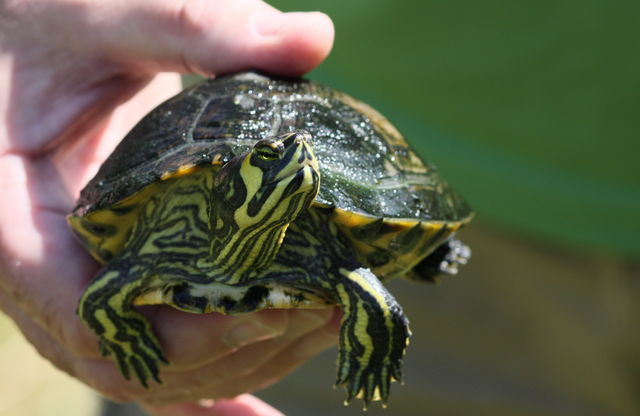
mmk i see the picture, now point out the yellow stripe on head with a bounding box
[208,131,320,282]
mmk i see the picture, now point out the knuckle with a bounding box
[174,0,212,45]
[175,0,208,34]
[172,0,211,74]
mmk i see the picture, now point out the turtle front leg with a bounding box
[333,265,411,408]
[77,257,168,387]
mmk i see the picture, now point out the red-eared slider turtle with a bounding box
[69,72,473,407]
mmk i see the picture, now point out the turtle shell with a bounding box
[70,72,472,268]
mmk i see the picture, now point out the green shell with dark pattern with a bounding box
[73,72,471,227]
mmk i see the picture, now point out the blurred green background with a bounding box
[3,1,638,415]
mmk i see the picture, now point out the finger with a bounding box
[199,308,340,400]
[138,308,335,404]
[147,307,290,371]
[99,0,335,76]
[158,309,333,380]
[14,0,334,77]
[142,394,284,416]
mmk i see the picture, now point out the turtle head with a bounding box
[247,130,319,196]
[209,131,320,279]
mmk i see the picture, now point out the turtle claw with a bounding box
[336,339,410,407]
[99,333,167,388]
[438,238,471,275]
[335,314,410,408]
[336,350,404,409]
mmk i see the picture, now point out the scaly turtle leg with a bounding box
[409,237,472,282]
[77,256,170,387]
[331,264,410,408]
[262,210,412,407]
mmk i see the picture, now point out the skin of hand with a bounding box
[0,0,336,415]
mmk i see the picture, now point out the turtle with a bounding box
[69,71,473,407]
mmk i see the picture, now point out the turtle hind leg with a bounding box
[409,237,471,283]
[333,266,411,408]
[77,258,168,387]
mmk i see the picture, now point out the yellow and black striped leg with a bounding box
[333,266,411,408]
[77,258,167,387]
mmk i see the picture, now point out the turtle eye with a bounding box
[255,144,282,161]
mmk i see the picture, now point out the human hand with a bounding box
[0,0,335,414]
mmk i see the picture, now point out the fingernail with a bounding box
[223,320,282,349]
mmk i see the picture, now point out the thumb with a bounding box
[91,0,334,76]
